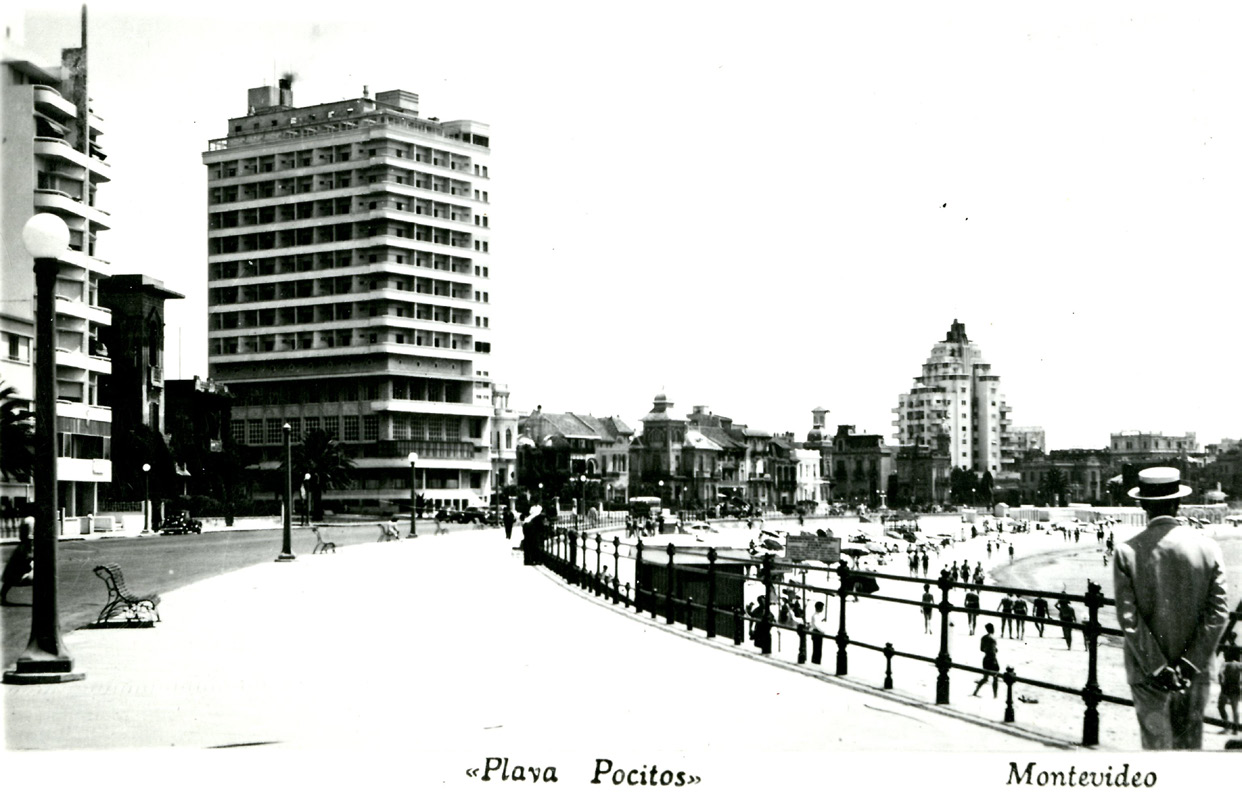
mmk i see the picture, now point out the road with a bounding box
[1,520,492,668]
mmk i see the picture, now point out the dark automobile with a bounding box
[158,511,202,535]
[451,506,489,525]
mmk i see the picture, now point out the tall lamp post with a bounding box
[4,213,84,683]
[141,463,152,533]
[407,452,418,538]
[302,473,311,527]
[276,422,295,561]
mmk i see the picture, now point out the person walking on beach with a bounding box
[959,562,970,584]
[1055,597,1078,649]
[1012,594,1028,640]
[921,583,935,634]
[1113,467,1229,750]
[972,623,1000,698]
[964,587,980,635]
[920,551,929,578]
[973,562,984,585]
[986,541,992,558]
[997,593,1015,638]
[1007,542,1015,563]
[503,506,515,540]
[1219,645,1241,735]
[1032,595,1050,637]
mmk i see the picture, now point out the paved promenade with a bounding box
[3,525,1069,752]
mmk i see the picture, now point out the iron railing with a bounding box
[532,525,1241,747]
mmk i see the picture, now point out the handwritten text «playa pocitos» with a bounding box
[464,757,701,786]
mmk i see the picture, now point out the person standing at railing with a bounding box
[1113,467,1230,750]
[921,583,934,634]
[807,600,829,665]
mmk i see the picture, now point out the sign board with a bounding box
[786,535,841,564]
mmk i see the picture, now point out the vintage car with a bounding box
[158,511,203,535]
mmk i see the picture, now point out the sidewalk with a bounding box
[3,525,1075,755]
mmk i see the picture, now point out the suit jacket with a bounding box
[1112,517,1230,685]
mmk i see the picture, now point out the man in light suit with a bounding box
[1113,467,1230,749]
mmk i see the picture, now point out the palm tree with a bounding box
[0,382,35,483]
[292,429,355,521]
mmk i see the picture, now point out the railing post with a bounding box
[935,567,953,704]
[836,561,850,676]
[580,531,588,586]
[797,622,807,665]
[685,596,694,631]
[883,642,895,689]
[612,536,621,605]
[1082,580,1104,746]
[733,605,744,645]
[634,538,644,615]
[706,548,718,639]
[1003,666,1017,723]
[665,543,676,625]
[595,533,603,597]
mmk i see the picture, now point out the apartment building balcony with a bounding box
[55,296,111,326]
[369,398,492,417]
[33,84,77,119]
[58,457,111,483]
[56,400,111,425]
[55,347,110,375]
[33,189,111,231]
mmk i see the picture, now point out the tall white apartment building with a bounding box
[893,320,1012,476]
[202,81,495,512]
[1,11,113,517]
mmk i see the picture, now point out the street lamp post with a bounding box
[408,452,418,538]
[302,473,312,527]
[538,482,544,505]
[4,213,84,684]
[142,463,152,533]
[276,423,295,561]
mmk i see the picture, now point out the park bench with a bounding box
[92,563,161,624]
[312,525,337,554]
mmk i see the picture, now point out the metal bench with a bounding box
[92,563,161,624]
[312,525,337,554]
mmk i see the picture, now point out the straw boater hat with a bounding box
[1127,467,1193,500]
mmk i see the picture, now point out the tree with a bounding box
[292,429,355,521]
[0,382,34,483]
[979,470,995,506]
[949,467,979,505]
[1039,467,1069,507]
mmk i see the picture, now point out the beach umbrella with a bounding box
[866,542,888,554]
[840,545,869,557]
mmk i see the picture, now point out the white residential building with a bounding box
[893,320,1012,477]
[203,81,495,512]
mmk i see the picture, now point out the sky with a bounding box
[14,1,1242,451]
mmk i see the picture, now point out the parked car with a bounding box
[158,511,202,535]
[452,506,490,525]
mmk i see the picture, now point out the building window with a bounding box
[230,420,245,442]
[248,420,263,444]
[323,417,339,438]
[363,415,379,440]
[266,419,283,444]
[394,417,409,438]
[306,417,320,432]
[288,418,301,440]
[343,416,360,441]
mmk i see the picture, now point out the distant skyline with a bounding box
[13,2,1241,451]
